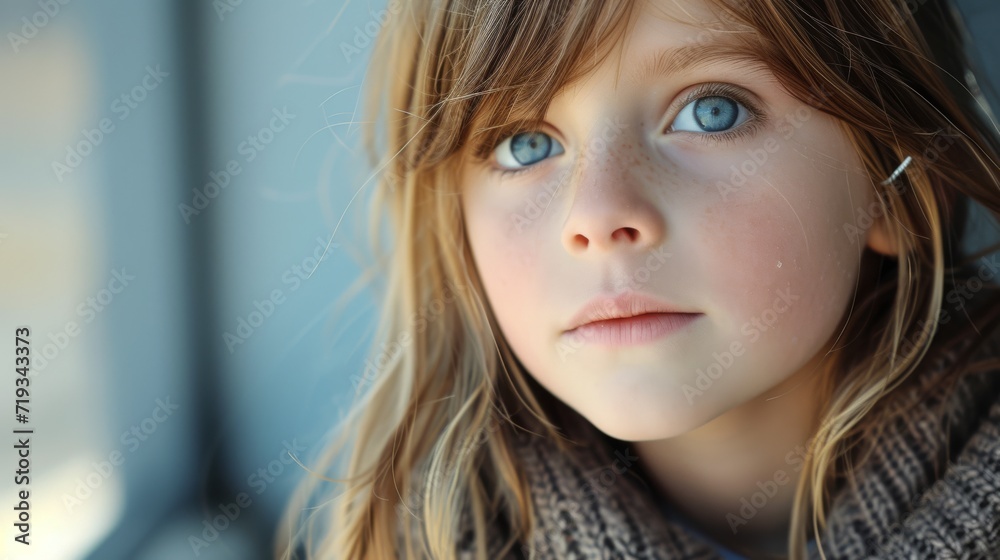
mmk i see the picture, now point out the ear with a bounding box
[865,211,898,257]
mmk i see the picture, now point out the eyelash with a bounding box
[478,82,766,178]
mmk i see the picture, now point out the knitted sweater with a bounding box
[485,318,1000,559]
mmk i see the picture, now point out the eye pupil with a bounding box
[693,96,739,132]
[511,132,553,165]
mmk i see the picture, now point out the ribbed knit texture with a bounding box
[474,324,1000,559]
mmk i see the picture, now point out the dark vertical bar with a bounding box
[85,0,238,556]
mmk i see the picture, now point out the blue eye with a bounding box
[494,131,565,173]
[670,96,749,133]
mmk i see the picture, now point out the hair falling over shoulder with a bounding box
[275,1,1000,558]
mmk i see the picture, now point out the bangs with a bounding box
[413,0,636,168]
[411,0,790,170]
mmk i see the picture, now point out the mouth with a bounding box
[562,291,702,347]
[563,311,702,346]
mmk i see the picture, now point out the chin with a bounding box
[585,400,718,442]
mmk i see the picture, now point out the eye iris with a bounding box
[693,97,738,132]
[510,132,552,165]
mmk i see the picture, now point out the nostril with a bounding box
[612,227,639,243]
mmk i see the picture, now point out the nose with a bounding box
[560,141,667,256]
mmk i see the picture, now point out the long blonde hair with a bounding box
[276,1,1000,558]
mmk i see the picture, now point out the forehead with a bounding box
[628,0,759,73]
[552,0,763,100]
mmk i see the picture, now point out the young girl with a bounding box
[278,0,1000,558]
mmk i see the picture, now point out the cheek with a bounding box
[462,194,550,352]
[466,209,526,291]
[695,160,868,353]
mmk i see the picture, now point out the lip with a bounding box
[562,292,702,346]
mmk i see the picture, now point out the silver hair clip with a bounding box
[880,155,913,186]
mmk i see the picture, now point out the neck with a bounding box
[634,354,830,556]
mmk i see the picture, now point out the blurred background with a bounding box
[0,0,998,559]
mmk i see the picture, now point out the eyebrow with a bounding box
[626,41,770,86]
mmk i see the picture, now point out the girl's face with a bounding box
[459,0,893,441]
